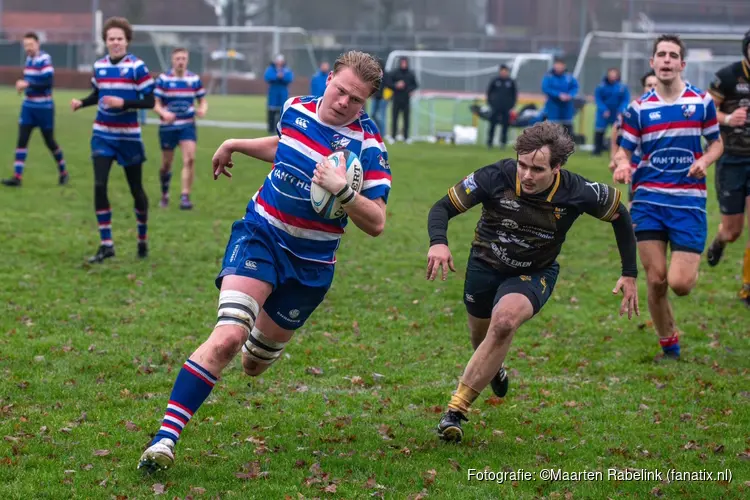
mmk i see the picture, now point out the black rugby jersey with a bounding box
[708,59,750,156]
[444,159,621,274]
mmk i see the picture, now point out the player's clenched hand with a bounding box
[15,79,28,93]
[608,158,617,173]
[426,244,456,281]
[161,111,177,124]
[212,140,234,180]
[70,99,83,112]
[613,164,632,184]
[612,276,639,319]
[312,157,347,194]
[687,159,708,179]
[101,96,125,109]
[726,107,747,127]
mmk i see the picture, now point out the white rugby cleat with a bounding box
[137,438,175,473]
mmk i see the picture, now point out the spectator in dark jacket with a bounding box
[486,64,517,148]
[387,56,418,143]
[264,54,293,133]
[541,58,579,137]
[593,68,630,155]
[310,61,329,97]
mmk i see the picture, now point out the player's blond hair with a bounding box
[333,50,383,96]
[514,122,576,169]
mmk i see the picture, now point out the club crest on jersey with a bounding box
[553,207,566,219]
[682,104,696,118]
[120,67,129,76]
[330,134,350,150]
[378,153,390,170]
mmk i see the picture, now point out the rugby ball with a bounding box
[310,150,364,219]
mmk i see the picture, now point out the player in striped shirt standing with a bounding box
[608,70,658,208]
[70,17,155,263]
[614,34,724,361]
[138,50,391,473]
[153,48,208,210]
[2,32,68,187]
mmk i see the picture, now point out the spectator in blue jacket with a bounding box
[310,61,330,97]
[541,58,579,137]
[593,68,630,156]
[264,54,294,132]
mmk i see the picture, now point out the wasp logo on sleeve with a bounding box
[463,173,478,194]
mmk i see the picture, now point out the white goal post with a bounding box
[131,25,319,130]
[572,31,745,146]
[383,50,554,143]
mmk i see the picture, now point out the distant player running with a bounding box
[608,70,658,207]
[71,17,155,263]
[154,48,208,210]
[138,51,391,472]
[426,121,639,443]
[2,32,68,187]
[705,29,750,306]
[613,34,723,360]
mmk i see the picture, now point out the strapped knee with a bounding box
[216,290,260,335]
[242,327,287,365]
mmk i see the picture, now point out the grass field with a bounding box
[1,87,749,499]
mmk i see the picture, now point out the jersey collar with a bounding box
[515,169,561,202]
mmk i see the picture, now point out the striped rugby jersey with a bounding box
[619,83,720,212]
[154,70,206,128]
[23,51,54,107]
[614,113,641,170]
[247,95,392,264]
[90,54,155,141]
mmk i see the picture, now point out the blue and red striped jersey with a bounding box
[23,51,53,107]
[90,54,155,141]
[619,83,720,212]
[154,70,206,128]
[247,95,392,264]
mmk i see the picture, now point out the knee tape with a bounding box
[216,290,260,335]
[242,327,287,365]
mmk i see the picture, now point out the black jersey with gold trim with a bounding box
[708,59,750,156]
[447,159,621,274]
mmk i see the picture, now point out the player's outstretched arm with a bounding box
[212,136,279,179]
[612,146,633,184]
[71,88,99,111]
[425,195,463,281]
[608,123,621,172]
[608,203,639,319]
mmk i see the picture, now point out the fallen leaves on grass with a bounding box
[234,460,268,480]
[422,469,437,487]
